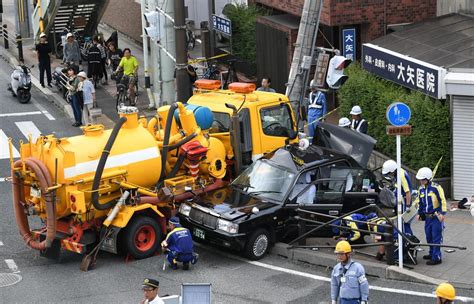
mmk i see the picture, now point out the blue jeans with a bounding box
[307,109,323,143]
[71,94,82,124]
[425,216,443,261]
[340,299,361,304]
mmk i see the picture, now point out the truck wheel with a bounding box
[122,216,162,259]
[245,229,270,260]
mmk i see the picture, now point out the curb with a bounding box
[271,243,447,286]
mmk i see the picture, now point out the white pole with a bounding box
[396,134,403,268]
[140,0,157,108]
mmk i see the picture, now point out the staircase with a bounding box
[32,0,110,41]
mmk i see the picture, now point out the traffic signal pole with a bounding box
[174,0,191,102]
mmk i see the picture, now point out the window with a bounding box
[209,112,230,133]
[260,104,293,137]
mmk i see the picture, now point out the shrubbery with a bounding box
[337,63,451,177]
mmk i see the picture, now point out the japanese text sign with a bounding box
[362,43,446,99]
[342,28,356,61]
[212,14,232,37]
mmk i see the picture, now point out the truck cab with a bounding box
[188,80,298,167]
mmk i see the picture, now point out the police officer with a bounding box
[161,217,197,270]
[339,117,351,128]
[307,79,327,143]
[333,213,377,245]
[331,241,369,304]
[416,167,447,265]
[350,106,368,134]
[382,159,414,235]
[435,282,456,304]
[140,278,164,304]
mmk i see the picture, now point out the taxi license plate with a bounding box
[30,187,41,198]
[193,228,205,240]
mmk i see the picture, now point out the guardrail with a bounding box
[1,24,24,62]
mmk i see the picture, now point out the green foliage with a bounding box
[225,4,269,68]
[338,63,451,177]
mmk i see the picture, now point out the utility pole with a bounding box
[208,0,215,57]
[286,0,323,114]
[141,0,157,109]
[15,0,31,37]
[174,0,190,102]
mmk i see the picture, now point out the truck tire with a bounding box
[245,228,270,260]
[122,215,162,259]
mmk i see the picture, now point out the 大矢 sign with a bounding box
[362,43,446,99]
[342,28,356,60]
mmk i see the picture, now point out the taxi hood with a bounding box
[313,122,376,168]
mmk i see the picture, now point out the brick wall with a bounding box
[101,0,142,43]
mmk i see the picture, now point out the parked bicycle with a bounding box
[114,71,137,111]
[201,59,239,89]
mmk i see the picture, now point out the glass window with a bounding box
[260,105,293,137]
[209,112,230,133]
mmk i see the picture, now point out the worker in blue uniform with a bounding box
[382,159,414,235]
[331,240,369,304]
[332,213,377,245]
[307,79,326,143]
[415,167,447,266]
[161,217,197,270]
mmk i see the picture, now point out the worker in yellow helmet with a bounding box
[435,283,456,303]
[330,241,369,304]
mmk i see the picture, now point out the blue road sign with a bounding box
[342,28,356,61]
[386,102,411,127]
[212,14,232,37]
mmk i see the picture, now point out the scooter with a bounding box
[8,64,33,104]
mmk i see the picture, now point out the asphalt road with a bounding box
[1,57,473,303]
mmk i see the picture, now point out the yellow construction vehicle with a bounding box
[8,81,297,270]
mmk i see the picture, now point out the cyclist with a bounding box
[115,48,139,105]
[107,42,123,80]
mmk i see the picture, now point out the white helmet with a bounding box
[416,167,433,180]
[310,79,316,88]
[338,117,351,127]
[382,160,397,174]
[350,105,362,115]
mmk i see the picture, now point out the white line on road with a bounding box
[42,110,56,120]
[0,129,20,159]
[15,121,41,142]
[0,241,3,246]
[4,259,19,273]
[0,111,42,118]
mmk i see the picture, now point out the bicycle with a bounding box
[114,72,137,111]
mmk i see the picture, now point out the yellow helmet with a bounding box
[334,240,351,254]
[435,283,456,300]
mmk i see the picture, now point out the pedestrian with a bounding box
[116,48,139,104]
[330,240,369,304]
[382,159,414,235]
[35,32,52,88]
[140,278,165,304]
[416,167,447,265]
[161,217,197,270]
[107,42,122,80]
[77,71,96,125]
[350,105,368,134]
[307,79,327,143]
[63,33,81,65]
[97,36,108,85]
[66,67,82,127]
[338,117,351,128]
[435,282,456,304]
[86,36,103,86]
[332,213,377,245]
[256,77,276,93]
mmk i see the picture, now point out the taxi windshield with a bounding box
[232,160,296,202]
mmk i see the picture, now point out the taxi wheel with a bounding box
[245,229,270,260]
[122,216,162,259]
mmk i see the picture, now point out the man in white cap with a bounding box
[35,33,52,88]
[338,117,351,128]
[350,105,368,134]
[77,71,96,125]
[63,33,81,65]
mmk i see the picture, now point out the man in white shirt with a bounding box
[140,278,165,304]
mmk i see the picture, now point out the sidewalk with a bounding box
[272,207,474,289]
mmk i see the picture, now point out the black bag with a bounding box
[76,90,84,109]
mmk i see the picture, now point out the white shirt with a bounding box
[145,296,164,304]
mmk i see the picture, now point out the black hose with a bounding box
[167,132,198,151]
[91,116,127,210]
[167,152,186,180]
[157,103,179,186]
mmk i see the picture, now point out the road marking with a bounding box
[0,129,20,159]
[4,259,19,273]
[0,111,42,118]
[0,241,3,246]
[42,110,56,120]
[15,121,41,142]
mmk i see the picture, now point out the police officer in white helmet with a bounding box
[350,105,368,134]
[307,79,327,143]
[338,117,351,128]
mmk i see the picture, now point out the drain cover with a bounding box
[0,273,22,287]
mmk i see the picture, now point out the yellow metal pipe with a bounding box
[119,181,158,197]
[73,169,127,185]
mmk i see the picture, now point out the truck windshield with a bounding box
[232,159,296,202]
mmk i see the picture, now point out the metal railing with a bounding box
[1,24,25,62]
[288,204,467,265]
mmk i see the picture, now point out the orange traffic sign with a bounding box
[386,125,412,136]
